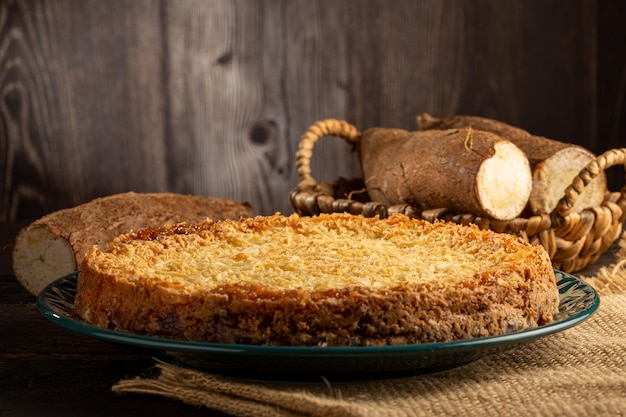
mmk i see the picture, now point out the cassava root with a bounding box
[358,127,532,221]
[12,192,253,295]
[416,113,607,214]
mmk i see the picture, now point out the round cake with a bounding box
[75,213,560,346]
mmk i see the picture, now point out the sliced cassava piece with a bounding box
[416,113,608,215]
[358,127,532,221]
[12,192,253,295]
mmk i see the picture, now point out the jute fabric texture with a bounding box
[113,234,626,417]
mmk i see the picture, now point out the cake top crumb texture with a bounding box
[84,213,548,291]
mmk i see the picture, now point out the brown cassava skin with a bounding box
[416,113,586,165]
[358,127,530,219]
[416,113,608,214]
[28,192,253,263]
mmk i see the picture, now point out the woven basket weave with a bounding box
[289,118,626,273]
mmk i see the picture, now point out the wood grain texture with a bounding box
[0,0,169,220]
[0,0,624,222]
[597,0,626,191]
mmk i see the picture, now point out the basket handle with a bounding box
[553,147,626,220]
[295,119,361,188]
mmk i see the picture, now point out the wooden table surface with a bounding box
[0,223,225,417]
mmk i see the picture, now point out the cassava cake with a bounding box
[75,213,560,346]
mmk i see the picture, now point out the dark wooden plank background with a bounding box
[1,0,624,223]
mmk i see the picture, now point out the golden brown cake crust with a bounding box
[75,213,559,346]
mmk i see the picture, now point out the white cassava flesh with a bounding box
[13,225,77,295]
[530,147,606,214]
[477,141,532,220]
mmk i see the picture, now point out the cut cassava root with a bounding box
[12,192,253,295]
[358,127,532,221]
[416,113,608,215]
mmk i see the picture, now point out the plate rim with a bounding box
[36,270,600,357]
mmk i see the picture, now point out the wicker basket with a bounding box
[289,118,626,273]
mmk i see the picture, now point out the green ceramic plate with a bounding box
[37,270,599,379]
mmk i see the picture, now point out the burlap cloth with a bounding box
[113,234,626,417]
